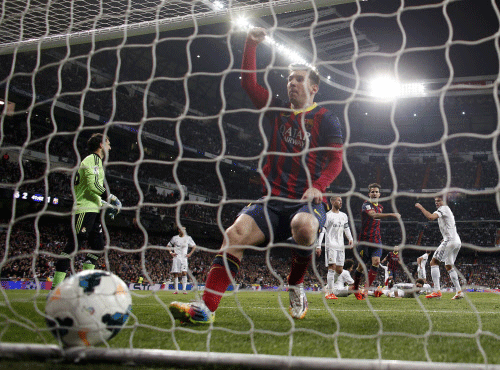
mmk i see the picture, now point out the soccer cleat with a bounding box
[374,289,383,298]
[426,291,442,299]
[173,291,178,294]
[289,284,308,319]
[183,291,188,295]
[354,292,365,300]
[169,301,215,324]
[451,291,464,300]
[325,293,338,300]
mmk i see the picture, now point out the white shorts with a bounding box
[417,267,426,279]
[433,240,461,266]
[326,248,344,267]
[332,287,350,297]
[171,256,188,273]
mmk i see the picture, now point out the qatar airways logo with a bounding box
[279,119,313,148]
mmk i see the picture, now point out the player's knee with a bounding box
[226,221,250,245]
[290,213,317,246]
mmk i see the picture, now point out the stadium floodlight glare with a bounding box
[368,76,426,99]
[213,1,225,10]
[232,17,310,66]
[233,16,252,31]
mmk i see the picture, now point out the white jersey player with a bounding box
[316,196,353,300]
[373,279,431,298]
[168,227,196,294]
[332,259,355,297]
[415,196,463,300]
[417,251,430,280]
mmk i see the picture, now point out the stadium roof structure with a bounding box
[0,0,379,117]
[1,0,498,138]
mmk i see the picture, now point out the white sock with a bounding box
[174,277,179,291]
[333,272,340,283]
[182,276,187,291]
[431,265,441,291]
[327,270,335,293]
[448,268,461,292]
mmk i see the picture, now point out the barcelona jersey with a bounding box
[359,201,383,243]
[262,98,343,199]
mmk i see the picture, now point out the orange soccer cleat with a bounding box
[354,292,365,300]
[425,291,442,299]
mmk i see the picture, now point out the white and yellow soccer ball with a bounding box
[45,270,132,347]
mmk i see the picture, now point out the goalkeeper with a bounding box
[52,133,121,289]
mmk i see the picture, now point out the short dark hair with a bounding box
[368,183,381,191]
[288,64,320,86]
[87,133,108,153]
[344,259,354,270]
[415,278,425,286]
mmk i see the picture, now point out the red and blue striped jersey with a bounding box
[386,251,400,271]
[262,98,343,199]
[359,201,383,243]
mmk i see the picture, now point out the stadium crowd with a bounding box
[1,52,499,293]
[1,218,499,290]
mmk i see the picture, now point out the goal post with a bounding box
[2,343,500,370]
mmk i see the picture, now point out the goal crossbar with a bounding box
[0,0,356,55]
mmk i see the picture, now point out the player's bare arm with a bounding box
[187,245,196,258]
[415,203,439,220]
[367,210,401,219]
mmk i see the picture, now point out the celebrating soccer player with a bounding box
[169,26,343,323]
[52,134,122,289]
[415,196,464,300]
[315,196,353,299]
[352,183,401,300]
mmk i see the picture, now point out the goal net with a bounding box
[1,0,500,368]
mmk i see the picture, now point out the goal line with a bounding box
[2,343,499,370]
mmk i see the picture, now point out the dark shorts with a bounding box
[356,243,383,265]
[70,212,104,252]
[238,198,327,244]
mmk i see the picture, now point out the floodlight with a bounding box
[213,0,224,10]
[368,76,426,98]
[369,77,399,99]
[233,17,251,30]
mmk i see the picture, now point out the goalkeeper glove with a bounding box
[103,194,122,220]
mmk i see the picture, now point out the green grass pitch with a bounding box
[1,289,500,368]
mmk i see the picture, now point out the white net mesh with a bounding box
[1,0,500,368]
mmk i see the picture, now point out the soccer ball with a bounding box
[45,270,132,347]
